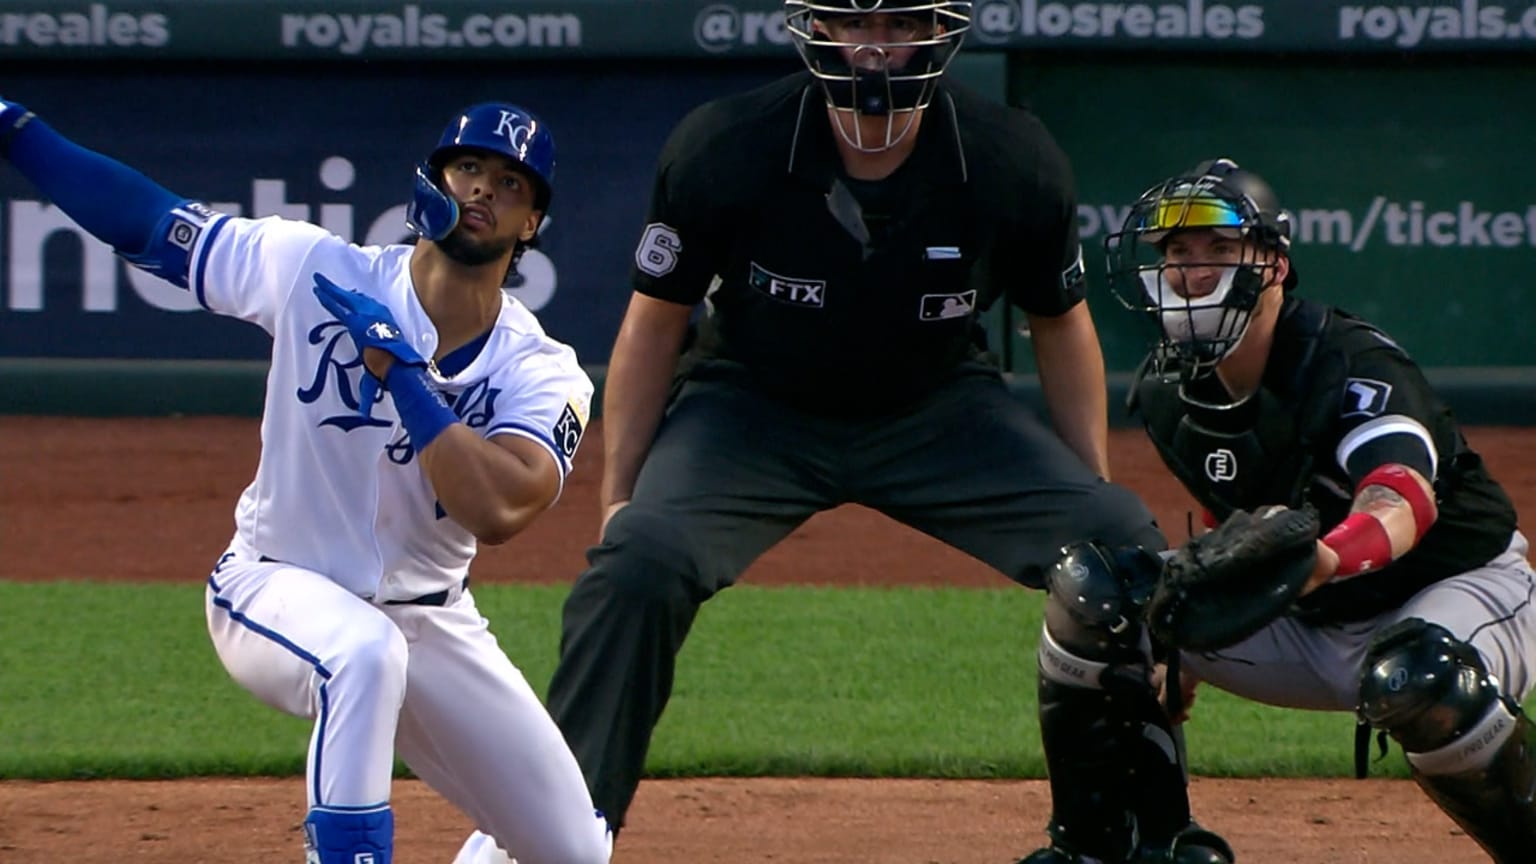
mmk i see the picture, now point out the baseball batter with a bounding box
[1091,159,1536,862]
[0,97,611,864]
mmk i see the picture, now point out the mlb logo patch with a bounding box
[918,290,976,321]
[1341,378,1392,418]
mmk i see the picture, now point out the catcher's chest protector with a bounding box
[1134,343,1344,522]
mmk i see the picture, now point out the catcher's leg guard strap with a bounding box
[304,805,393,864]
[1409,713,1536,863]
[1036,630,1193,859]
[1358,617,1536,861]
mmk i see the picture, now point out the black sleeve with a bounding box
[1332,343,1453,485]
[629,108,732,307]
[998,121,1084,317]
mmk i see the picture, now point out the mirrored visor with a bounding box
[1142,193,1243,244]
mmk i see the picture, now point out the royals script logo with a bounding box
[296,321,501,448]
[298,321,393,431]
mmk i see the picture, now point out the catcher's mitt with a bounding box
[1147,505,1320,651]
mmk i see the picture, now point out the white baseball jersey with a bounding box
[186,207,612,863]
[184,210,592,602]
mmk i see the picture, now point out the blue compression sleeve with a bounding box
[3,108,185,255]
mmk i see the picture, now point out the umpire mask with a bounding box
[786,0,972,152]
[1105,159,1293,377]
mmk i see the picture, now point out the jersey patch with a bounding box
[553,401,585,461]
[748,262,825,307]
[122,200,221,289]
[1204,448,1238,482]
[1341,378,1393,419]
[1060,245,1087,297]
[635,223,682,278]
[919,289,976,321]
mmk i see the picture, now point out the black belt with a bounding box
[384,577,470,607]
[257,556,468,607]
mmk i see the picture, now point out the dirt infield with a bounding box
[4,416,1533,863]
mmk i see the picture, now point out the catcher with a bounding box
[1090,158,1535,862]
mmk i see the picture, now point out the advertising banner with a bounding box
[2,56,1531,376]
[0,0,1533,59]
[0,63,794,362]
[1010,57,1536,372]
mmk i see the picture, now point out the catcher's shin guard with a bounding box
[1033,543,1196,860]
[303,805,393,864]
[1359,617,1536,863]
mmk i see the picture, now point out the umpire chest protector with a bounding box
[646,72,1079,416]
[1132,300,1342,521]
[698,83,984,408]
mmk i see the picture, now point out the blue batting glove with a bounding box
[312,272,428,418]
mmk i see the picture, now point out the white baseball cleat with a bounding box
[450,830,515,864]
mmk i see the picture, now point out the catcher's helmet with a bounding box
[785,0,971,150]
[407,102,556,243]
[1105,158,1294,374]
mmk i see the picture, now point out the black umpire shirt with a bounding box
[630,71,1085,416]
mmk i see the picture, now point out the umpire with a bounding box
[545,2,1215,860]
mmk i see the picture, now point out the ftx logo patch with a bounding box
[749,262,825,307]
[1341,378,1392,418]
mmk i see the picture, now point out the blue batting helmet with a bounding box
[407,102,556,242]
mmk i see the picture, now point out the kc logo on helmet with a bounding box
[494,111,536,155]
[694,4,790,53]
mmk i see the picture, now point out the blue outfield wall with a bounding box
[0,54,1531,421]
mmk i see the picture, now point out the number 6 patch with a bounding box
[635,223,682,278]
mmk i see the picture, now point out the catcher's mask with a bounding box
[1105,158,1294,379]
[407,102,555,244]
[785,0,972,152]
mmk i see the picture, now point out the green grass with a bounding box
[0,581,1429,781]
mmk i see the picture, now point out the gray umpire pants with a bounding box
[545,365,1165,829]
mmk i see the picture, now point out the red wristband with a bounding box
[1359,464,1437,541]
[1322,512,1393,578]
